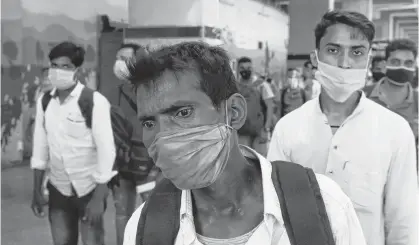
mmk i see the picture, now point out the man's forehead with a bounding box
[321,24,370,47]
[51,56,72,66]
[136,70,206,116]
[388,50,415,61]
[238,62,252,68]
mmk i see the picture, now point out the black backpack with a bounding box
[41,86,154,182]
[237,79,267,137]
[136,161,335,245]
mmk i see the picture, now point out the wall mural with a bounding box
[1,0,127,166]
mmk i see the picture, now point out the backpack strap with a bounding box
[271,161,335,245]
[78,87,95,129]
[300,89,307,103]
[280,88,289,117]
[118,84,138,112]
[136,179,182,245]
[41,91,53,112]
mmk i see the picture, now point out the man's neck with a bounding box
[319,88,361,121]
[381,78,410,102]
[191,142,262,217]
[57,83,77,103]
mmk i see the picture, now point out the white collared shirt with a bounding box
[123,146,366,245]
[31,83,116,197]
[268,92,419,245]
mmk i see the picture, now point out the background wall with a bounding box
[128,0,289,86]
[1,0,128,166]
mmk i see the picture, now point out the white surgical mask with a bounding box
[113,60,130,80]
[314,50,369,102]
[48,68,76,90]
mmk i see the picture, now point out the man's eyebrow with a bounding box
[138,101,196,121]
[325,43,341,48]
[351,45,368,49]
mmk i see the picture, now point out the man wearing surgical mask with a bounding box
[364,39,418,160]
[31,42,116,245]
[114,43,141,81]
[268,11,418,245]
[122,41,366,245]
[111,43,159,245]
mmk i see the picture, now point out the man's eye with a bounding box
[353,50,364,56]
[390,60,401,66]
[404,61,414,68]
[142,121,155,129]
[175,108,193,118]
[327,48,338,54]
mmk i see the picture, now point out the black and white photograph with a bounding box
[1,0,418,244]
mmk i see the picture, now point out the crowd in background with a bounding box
[24,9,418,245]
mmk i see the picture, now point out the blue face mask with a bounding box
[147,103,233,190]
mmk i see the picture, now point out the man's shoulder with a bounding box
[315,174,352,205]
[123,202,145,245]
[314,174,353,219]
[364,97,411,129]
[89,89,110,106]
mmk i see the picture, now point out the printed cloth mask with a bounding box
[314,50,369,102]
[113,60,130,81]
[147,103,233,190]
[240,70,252,80]
[386,66,415,86]
[48,68,76,90]
[372,72,386,82]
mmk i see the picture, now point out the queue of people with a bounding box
[29,9,417,245]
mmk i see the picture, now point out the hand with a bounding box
[31,191,47,218]
[82,197,105,225]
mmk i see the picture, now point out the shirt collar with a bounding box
[50,82,84,99]
[370,78,414,103]
[180,145,284,223]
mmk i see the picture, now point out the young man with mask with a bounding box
[268,11,418,245]
[30,42,116,245]
[236,57,275,156]
[122,41,366,245]
[369,56,386,84]
[364,39,418,156]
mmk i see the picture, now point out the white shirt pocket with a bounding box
[65,113,90,139]
[345,165,384,213]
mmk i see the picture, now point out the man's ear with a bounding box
[226,93,247,130]
[310,50,318,67]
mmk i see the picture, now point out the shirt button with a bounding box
[328,170,334,174]
[334,145,338,150]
